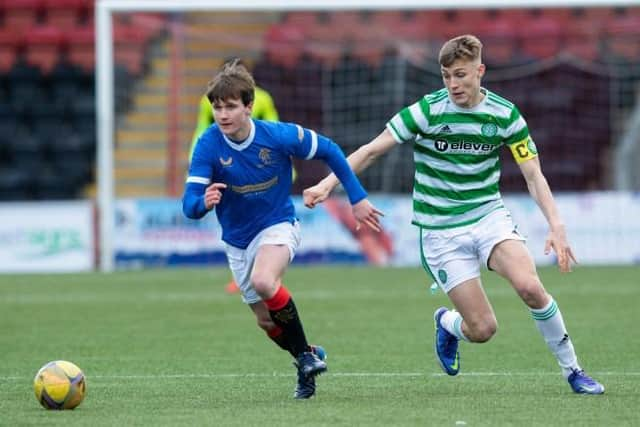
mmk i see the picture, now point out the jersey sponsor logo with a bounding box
[231,176,278,194]
[219,156,233,167]
[481,122,498,137]
[434,139,494,154]
[435,140,449,151]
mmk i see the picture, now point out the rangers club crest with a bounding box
[259,148,273,165]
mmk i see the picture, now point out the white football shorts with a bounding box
[420,208,525,294]
[224,221,301,304]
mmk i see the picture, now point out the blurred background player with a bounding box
[182,60,383,399]
[189,58,280,159]
[189,57,280,294]
[303,34,604,395]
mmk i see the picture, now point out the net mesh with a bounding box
[108,7,640,197]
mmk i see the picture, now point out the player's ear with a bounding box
[477,63,486,79]
[245,101,254,116]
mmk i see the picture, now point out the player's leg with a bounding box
[488,239,604,394]
[225,237,298,355]
[446,278,498,343]
[250,222,326,398]
[433,277,498,375]
[249,301,326,362]
[251,244,313,356]
[249,300,294,355]
[423,226,498,375]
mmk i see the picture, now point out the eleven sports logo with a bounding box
[434,139,495,154]
[433,122,498,154]
[433,123,538,158]
[434,138,537,157]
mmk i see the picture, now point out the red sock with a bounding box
[264,286,291,311]
[267,325,283,339]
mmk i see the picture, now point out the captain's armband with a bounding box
[509,137,538,164]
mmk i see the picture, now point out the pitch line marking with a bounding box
[1,371,637,381]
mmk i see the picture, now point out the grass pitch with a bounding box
[0,266,638,426]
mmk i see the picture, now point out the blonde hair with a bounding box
[206,59,255,106]
[438,34,483,67]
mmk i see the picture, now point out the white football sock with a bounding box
[440,309,470,342]
[530,298,581,378]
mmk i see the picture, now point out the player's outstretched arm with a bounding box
[306,131,387,231]
[303,129,397,209]
[519,158,577,272]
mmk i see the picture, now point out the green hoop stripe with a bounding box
[531,301,558,321]
[388,121,411,143]
[427,112,514,130]
[415,159,499,184]
[504,127,529,145]
[400,108,420,135]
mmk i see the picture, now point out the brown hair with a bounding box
[438,34,483,67]
[206,59,255,106]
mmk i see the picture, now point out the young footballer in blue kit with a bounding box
[182,60,382,399]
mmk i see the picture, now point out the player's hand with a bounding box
[544,224,577,273]
[352,199,384,232]
[303,184,331,208]
[204,183,227,210]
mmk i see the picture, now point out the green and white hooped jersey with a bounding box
[386,87,536,229]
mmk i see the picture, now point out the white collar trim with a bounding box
[223,119,255,151]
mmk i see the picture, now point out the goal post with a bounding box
[96,0,638,272]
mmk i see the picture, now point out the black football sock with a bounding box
[264,286,309,357]
[266,326,296,357]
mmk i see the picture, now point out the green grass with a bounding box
[0,266,638,426]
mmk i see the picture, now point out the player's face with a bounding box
[212,97,253,140]
[441,59,485,108]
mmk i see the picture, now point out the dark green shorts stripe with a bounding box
[418,226,437,284]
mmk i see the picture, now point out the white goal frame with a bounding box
[96,0,637,271]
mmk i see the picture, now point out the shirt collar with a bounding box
[223,119,255,151]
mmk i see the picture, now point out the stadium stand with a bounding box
[24,25,64,74]
[42,0,87,28]
[251,7,640,192]
[2,0,40,36]
[0,29,20,72]
[1,6,639,200]
[67,26,95,72]
[0,0,165,200]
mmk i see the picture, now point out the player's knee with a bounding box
[250,272,275,297]
[467,317,497,343]
[514,276,546,307]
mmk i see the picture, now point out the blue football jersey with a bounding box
[186,119,322,249]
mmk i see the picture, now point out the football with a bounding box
[33,360,86,410]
